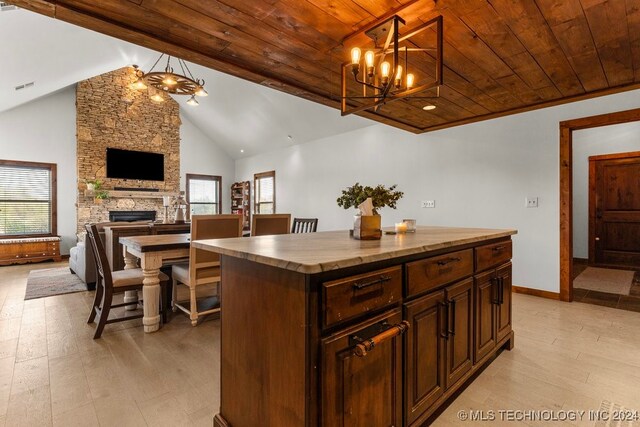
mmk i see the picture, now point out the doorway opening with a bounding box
[559,108,640,311]
[573,151,640,309]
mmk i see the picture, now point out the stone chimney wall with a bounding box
[76,67,181,233]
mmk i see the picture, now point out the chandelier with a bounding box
[341,15,443,116]
[130,54,208,106]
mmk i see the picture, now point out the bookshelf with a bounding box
[231,181,251,231]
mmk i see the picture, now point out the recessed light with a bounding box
[423,104,436,111]
[240,149,244,153]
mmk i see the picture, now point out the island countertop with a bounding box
[193,225,517,274]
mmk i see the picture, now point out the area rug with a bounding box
[573,267,634,295]
[25,267,87,300]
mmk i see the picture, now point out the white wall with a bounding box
[0,86,235,255]
[572,122,640,259]
[0,87,77,254]
[236,88,640,293]
[180,115,235,213]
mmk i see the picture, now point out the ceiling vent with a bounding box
[0,2,18,11]
[14,82,35,91]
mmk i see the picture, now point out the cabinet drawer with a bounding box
[323,266,402,328]
[475,240,512,272]
[406,250,473,297]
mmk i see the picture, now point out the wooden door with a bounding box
[403,291,446,426]
[321,309,403,427]
[496,263,512,342]
[474,270,496,363]
[444,278,473,389]
[590,152,640,267]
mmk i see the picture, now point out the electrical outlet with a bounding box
[421,200,436,208]
[525,197,538,208]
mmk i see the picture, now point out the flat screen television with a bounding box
[106,148,164,182]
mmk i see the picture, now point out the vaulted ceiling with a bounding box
[11,0,640,133]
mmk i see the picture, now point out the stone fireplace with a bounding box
[76,67,181,233]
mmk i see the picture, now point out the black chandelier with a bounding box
[341,15,443,116]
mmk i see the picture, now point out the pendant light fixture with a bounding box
[131,53,208,106]
[340,15,443,116]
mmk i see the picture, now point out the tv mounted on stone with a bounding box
[106,148,164,182]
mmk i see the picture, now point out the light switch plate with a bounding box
[525,197,538,208]
[421,200,436,208]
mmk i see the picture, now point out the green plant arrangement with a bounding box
[94,190,110,201]
[336,183,404,215]
[84,179,102,191]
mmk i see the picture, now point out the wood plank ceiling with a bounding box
[11,0,640,133]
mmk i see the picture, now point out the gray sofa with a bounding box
[69,221,152,289]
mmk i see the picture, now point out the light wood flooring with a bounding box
[1,262,640,426]
[0,262,219,427]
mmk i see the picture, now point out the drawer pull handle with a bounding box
[354,321,410,357]
[492,246,505,252]
[352,275,391,290]
[436,257,461,266]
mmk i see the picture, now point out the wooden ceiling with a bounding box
[12,0,640,133]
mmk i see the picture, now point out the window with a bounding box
[0,160,57,238]
[254,170,275,214]
[186,174,221,215]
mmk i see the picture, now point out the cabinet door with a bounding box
[321,309,403,427]
[474,270,497,363]
[445,278,473,389]
[403,291,446,426]
[496,262,512,342]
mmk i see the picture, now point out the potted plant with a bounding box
[94,190,110,204]
[85,179,102,191]
[337,183,404,240]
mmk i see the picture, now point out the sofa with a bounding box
[69,221,153,289]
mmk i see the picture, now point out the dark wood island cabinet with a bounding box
[194,226,517,427]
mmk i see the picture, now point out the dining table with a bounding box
[119,233,190,333]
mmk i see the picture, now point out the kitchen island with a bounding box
[194,226,517,427]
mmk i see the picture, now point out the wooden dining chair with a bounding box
[172,214,243,326]
[251,214,291,236]
[85,224,170,339]
[291,218,318,233]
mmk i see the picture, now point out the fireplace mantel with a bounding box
[83,190,179,199]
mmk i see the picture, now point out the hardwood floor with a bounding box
[0,262,219,427]
[1,262,640,426]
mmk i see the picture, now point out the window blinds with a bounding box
[0,165,51,236]
[188,176,220,215]
[256,175,274,214]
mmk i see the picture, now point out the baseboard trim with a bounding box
[513,286,561,300]
[60,254,70,261]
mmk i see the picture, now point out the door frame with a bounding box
[559,108,640,302]
[588,151,640,265]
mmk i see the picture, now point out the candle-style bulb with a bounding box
[380,61,391,85]
[407,73,415,89]
[350,47,361,65]
[365,50,375,78]
[380,61,391,78]
[395,65,403,88]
